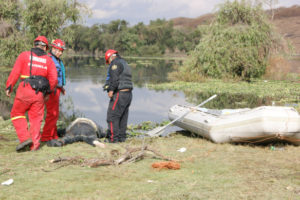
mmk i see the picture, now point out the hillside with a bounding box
[272,6,300,55]
[171,5,300,54]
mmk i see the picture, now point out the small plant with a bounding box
[127,120,170,137]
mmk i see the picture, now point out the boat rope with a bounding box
[231,135,277,144]
[280,136,300,143]
[231,133,300,144]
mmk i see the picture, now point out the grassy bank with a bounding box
[148,79,300,99]
[147,79,300,110]
[0,118,299,199]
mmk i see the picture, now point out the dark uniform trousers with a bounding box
[107,90,132,142]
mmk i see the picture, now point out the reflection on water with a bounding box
[61,56,187,127]
[61,56,299,127]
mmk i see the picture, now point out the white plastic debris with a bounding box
[1,178,13,186]
[177,147,186,153]
[147,180,154,183]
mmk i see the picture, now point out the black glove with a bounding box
[103,84,109,92]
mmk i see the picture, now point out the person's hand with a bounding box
[61,87,66,95]
[108,91,113,98]
[5,89,11,97]
[44,94,50,102]
[103,84,109,92]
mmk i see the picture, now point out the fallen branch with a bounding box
[46,145,178,170]
[85,159,114,168]
[50,156,84,164]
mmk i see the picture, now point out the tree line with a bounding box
[0,0,290,81]
[63,19,201,57]
[0,0,201,66]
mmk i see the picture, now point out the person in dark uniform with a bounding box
[103,49,133,143]
[45,118,106,148]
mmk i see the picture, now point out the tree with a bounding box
[23,0,88,41]
[114,31,140,55]
[0,0,26,66]
[0,0,89,66]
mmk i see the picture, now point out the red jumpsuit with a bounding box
[6,49,57,150]
[41,53,65,142]
[41,87,61,142]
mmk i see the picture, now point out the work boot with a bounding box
[103,138,118,143]
[119,137,127,143]
[16,139,33,152]
[47,139,63,147]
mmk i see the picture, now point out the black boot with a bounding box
[16,139,33,152]
[104,138,119,143]
[47,139,63,147]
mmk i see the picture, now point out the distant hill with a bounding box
[171,5,300,54]
[272,6,300,55]
[171,13,214,30]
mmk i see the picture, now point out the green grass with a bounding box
[148,79,300,111]
[148,79,300,99]
[0,119,299,200]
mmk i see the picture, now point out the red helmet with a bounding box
[51,39,66,51]
[105,49,118,64]
[34,35,49,50]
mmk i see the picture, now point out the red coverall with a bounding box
[41,52,65,142]
[6,50,57,150]
[41,87,61,141]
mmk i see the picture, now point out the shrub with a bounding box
[180,0,287,80]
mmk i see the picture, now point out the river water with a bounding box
[61,56,299,128]
[61,57,190,127]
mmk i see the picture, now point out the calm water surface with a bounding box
[61,56,299,128]
[61,57,189,127]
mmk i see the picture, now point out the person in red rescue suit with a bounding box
[103,49,133,143]
[41,39,66,147]
[5,36,57,151]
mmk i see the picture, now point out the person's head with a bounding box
[51,39,66,58]
[105,49,118,64]
[34,35,49,51]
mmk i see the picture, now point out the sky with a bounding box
[78,0,300,26]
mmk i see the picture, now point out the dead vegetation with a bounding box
[45,145,179,171]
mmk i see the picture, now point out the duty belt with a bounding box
[119,89,131,92]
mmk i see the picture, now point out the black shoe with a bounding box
[47,139,63,147]
[16,139,33,152]
[103,138,119,143]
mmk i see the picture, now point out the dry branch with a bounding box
[47,145,178,170]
